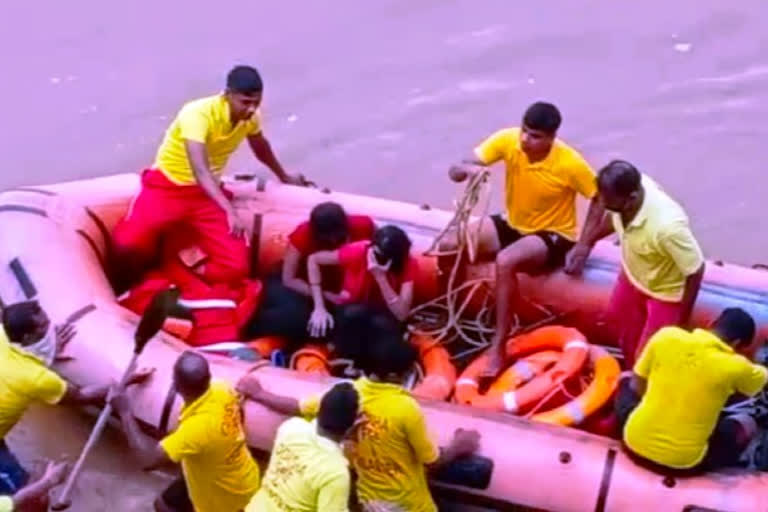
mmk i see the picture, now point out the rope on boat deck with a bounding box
[408,168,562,359]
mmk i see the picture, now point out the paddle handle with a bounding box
[51,353,140,510]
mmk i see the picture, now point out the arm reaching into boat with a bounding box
[186,140,251,240]
[4,460,68,510]
[237,375,301,416]
[307,250,341,337]
[247,131,306,186]
[564,201,614,276]
[60,367,154,406]
[110,389,173,471]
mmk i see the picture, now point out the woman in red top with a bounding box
[242,202,374,348]
[306,225,418,357]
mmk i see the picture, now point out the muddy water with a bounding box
[2,0,768,510]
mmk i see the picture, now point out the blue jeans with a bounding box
[0,440,29,494]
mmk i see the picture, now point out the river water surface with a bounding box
[2,1,768,510]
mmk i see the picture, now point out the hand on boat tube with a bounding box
[280,172,311,187]
[308,307,334,338]
[109,388,132,416]
[450,428,481,457]
[564,242,592,276]
[236,374,263,400]
[226,207,252,242]
[125,367,156,387]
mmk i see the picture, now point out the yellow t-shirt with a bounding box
[624,327,768,469]
[300,378,439,512]
[154,94,262,185]
[611,175,704,302]
[160,381,260,512]
[0,496,13,512]
[246,417,350,512]
[474,127,596,241]
[0,330,67,439]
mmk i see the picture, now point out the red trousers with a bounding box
[112,170,249,286]
[607,271,683,367]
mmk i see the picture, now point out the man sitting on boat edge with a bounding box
[616,308,767,472]
[445,102,601,382]
[111,64,308,294]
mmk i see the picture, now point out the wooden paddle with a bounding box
[51,288,180,510]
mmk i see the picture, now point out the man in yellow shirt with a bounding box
[110,351,260,512]
[238,337,480,512]
[447,102,599,379]
[0,301,150,505]
[615,308,767,471]
[112,65,308,292]
[566,160,705,365]
[244,382,359,512]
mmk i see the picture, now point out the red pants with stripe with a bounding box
[112,170,249,286]
[607,271,683,367]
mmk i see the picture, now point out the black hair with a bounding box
[226,65,263,95]
[174,351,211,397]
[1,301,43,343]
[365,334,417,378]
[597,160,642,197]
[713,308,756,347]
[317,382,359,436]
[310,202,349,248]
[522,102,562,135]
[372,225,412,275]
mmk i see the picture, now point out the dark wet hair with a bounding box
[174,351,211,397]
[713,308,756,347]
[373,225,412,275]
[310,202,349,249]
[318,382,359,436]
[365,335,417,378]
[2,301,43,343]
[226,65,263,95]
[523,102,562,135]
[597,160,642,197]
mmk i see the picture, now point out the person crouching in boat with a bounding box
[445,102,600,381]
[615,308,767,472]
[243,382,359,512]
[565,160,705,366]
[111,65,307,293]
[110,351,260,512]
[241,202,375,351]
[304,224,417,368]
[0,301,151,510]
[238,334,481,512]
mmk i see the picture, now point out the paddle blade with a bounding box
[134,288,180,354]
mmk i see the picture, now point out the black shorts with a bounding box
[490,214,574,269]
[160,476,194,512]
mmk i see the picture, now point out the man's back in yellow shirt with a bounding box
[624,316,767,469]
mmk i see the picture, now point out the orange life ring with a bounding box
[411,333,457,401]
[455,326,589,413]
[245,336,287,359]
[162,317,193,340]
[532,345,620,426]
[291,343,332,375]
